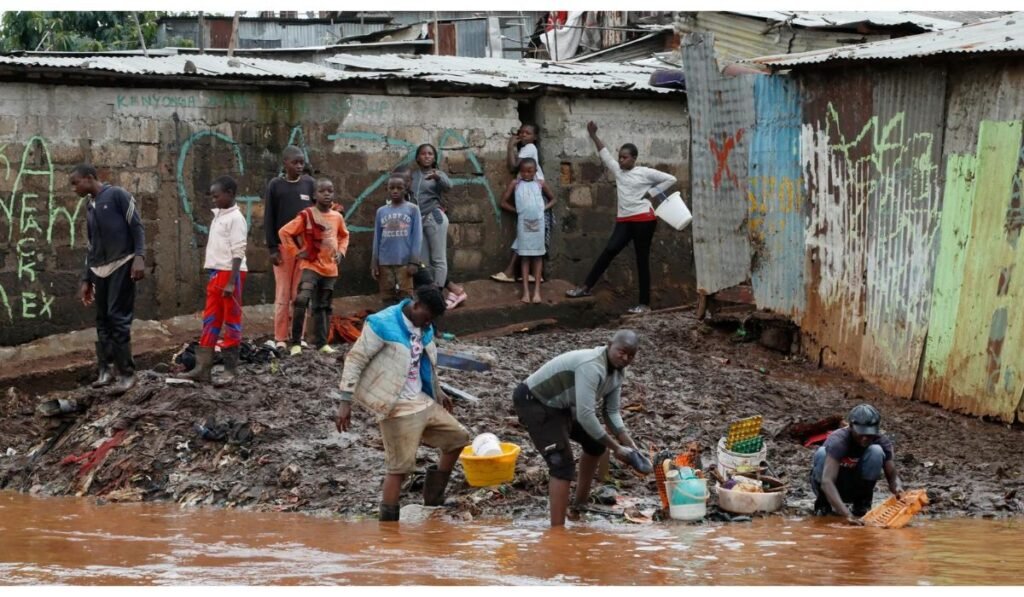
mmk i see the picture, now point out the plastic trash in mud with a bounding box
[194,418,253,446]
[862,489,929,529]
[36,398,82,417]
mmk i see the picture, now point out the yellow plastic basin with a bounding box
[459,442,521,487]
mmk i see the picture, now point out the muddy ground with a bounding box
[1,310,1022,523]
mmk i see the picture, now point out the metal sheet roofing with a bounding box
[0,52,675,94]
[750,12,1024,67]
[0,54,342,80]
[730,11,993,32]
[324,54,677,93]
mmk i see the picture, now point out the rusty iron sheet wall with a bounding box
[798,69,874,372]
[683,32,755,295]
[748,75,806,319]
[920,60,1024,422]
[857,66,947,397]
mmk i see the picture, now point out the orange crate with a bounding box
[861,489,929,529]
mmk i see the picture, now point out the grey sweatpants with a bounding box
[421,209,449,287]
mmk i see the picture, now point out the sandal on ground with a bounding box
[565,287,592,298]
[626,304,652,314]
[490,272,515,283]
[445,291,467,310]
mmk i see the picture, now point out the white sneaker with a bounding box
[627,305,651,314]
[319,345,337,354]
[289,345,302,356]
[275,341,287,351]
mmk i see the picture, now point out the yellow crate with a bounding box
[725,415,763,450]
[459,442,521,487]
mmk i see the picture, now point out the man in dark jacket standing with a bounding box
[71,164,146,395]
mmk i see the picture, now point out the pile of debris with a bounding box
[1,311,1022,521]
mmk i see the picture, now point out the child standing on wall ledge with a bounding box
[172,175,247,387]
[278,178,350,356]
[500,158,555,304]
[372,175,422,305]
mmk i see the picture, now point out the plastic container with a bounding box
[654,192,692,231]
[459,442,521,487]
[471,433,502,457]
[715,482,786,514]
[666,477,708,521]
[716,437,767,478]
[861,489,929,529]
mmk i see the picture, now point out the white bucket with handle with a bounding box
[655,192,692,231]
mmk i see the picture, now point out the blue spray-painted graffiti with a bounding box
[175,129,261,235]
[327,129,499,233]
[177,125,498,238]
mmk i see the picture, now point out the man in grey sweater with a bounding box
[513,329,652,526]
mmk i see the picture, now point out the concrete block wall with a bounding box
[536,96,695,308]
[0,81,692,345]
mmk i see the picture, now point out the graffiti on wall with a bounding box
[327,129,499,232]
[0,137,84,322]
[176,125,499,237]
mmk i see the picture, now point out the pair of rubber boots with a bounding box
[173,346,239,387]
[92,341,138,396]
[379,466,452,522]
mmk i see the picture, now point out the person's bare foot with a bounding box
[520,295,531,304]
[532,293,542,304]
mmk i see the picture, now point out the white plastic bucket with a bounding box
[716,437,767,478]
[666,478,708,521]
[655,192,692,231]
[669,502,707,521]
[472,433,502,457]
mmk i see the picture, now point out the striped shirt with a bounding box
[525,346,626,441]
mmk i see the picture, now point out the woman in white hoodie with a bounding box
[566,121,677,314]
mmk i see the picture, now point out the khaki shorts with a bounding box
[379,401,472,474]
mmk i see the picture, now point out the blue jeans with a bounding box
[810,445,884,506]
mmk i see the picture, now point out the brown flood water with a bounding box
[1,491,1021,585]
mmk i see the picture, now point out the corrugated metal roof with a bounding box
[751,12,1024,67]
[325,54,677,93]
[0,54,340,80]
[676,12,892,64]
[730,11,988,31]
[0,52,676,95]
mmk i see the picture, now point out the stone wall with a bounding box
[536,96,694,307]
[0,81,691,345]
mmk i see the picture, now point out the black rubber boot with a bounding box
[379,502,400,522]
[174,346,214,383]
[91,341,116,388]
[108,343,137,396]
[213,346,239,388]
[423,466,452,507]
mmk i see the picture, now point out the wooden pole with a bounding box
[130,12,150,57]
[227,11,241,57]
[197,12,206,54]
[433,12,440,55]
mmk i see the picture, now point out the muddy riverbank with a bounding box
[1,310,1022,521]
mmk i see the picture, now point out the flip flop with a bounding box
[490,272,515,283]
[446,291,467,309]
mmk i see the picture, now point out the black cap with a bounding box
[849,404,881,436]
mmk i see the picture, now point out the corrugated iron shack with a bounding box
[685,13,1024,422]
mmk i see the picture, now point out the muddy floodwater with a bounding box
[2,492,1022,585]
